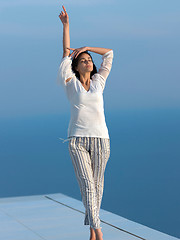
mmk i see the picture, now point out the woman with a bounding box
[57,5,113,240]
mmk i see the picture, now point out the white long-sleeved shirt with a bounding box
[57,50,113,141]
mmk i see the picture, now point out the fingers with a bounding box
[59,11,64,18]
[60,10,65,16]
[68,48,76,57]
[62,5,66,13]
[74,51,80,58]
[69,50,77,58]
[67,48,75,58]
[59,5,67,18]
[69,50,75,58]
[69,49,81,59]
[67,47,75,50]
[68,47,84,59]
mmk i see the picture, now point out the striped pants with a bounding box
[68,137,110,230]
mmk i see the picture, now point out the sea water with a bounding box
[0,108,179,238]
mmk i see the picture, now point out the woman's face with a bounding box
[76,53,94,76]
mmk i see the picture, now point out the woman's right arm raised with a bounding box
[59,5,70,58]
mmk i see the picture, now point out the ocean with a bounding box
[0,108,179,238]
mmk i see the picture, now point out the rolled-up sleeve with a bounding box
[57,56,75,87]
[91,50,113,91]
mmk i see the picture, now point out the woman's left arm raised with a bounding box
[68,46,112,58]
[86,47,112,55]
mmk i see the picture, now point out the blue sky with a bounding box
[0,0,180,118]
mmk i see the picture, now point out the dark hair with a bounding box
[71,51,97,80]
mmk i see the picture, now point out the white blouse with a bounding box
[57,49,113,141]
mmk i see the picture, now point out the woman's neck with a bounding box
[79,73,91,85]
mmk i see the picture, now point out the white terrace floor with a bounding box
[0,193,178,240]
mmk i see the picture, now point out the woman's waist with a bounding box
[69,118,107,128]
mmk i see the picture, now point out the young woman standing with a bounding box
[58,5,113,240]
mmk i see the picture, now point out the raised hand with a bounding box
[68,46,88,58]
[59,5,69,25]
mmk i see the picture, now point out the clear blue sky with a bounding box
[0,0,180,118]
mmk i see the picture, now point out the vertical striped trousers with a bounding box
[68,137,110,230]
